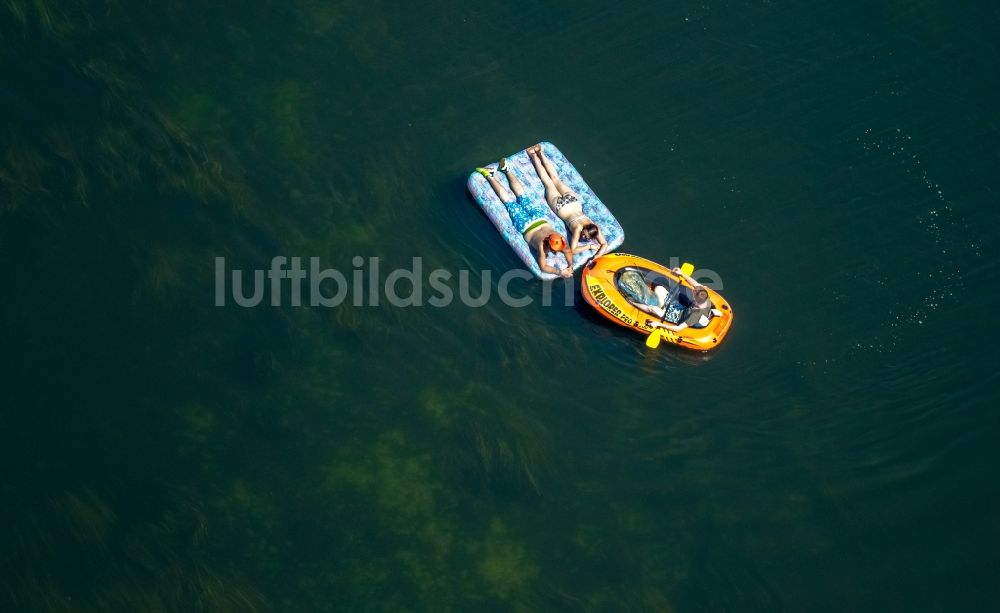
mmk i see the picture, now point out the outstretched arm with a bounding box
[673,268,702,288]
[648,320,689,332]
[569,225,583,252]
[537,243,561,276]
[635,302,665,319]
[594,228,609,258]
[560,247,574,277]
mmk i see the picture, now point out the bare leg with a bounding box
[528,148,561,205]
[485,173,513,202]
[635,302,666,319]
[633,286,669,319]
[537,144,573,195]
[501,159,526,198]
[653,285,669,308]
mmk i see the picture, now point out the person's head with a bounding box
[581,223,600,240]
[694,288,710,305]
[545,233,566,252]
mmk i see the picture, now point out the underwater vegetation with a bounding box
[6,0,973,610]
[0,484,267,612]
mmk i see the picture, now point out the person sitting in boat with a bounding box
[477,159,575,278]
[526,143,609,259]
[641,268,714,331]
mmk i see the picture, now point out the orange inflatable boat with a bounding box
[581,253,734,351]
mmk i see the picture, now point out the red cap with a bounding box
[546,234,565,251]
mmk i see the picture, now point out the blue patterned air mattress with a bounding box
[467,142,625,279]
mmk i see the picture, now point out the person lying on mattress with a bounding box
[527,143,609,259]
[639,268,714,331]
[477,159,575,277]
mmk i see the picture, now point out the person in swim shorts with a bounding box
[477,158,574,277]
[526,143,609,260]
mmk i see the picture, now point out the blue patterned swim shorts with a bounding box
[504,194,549,235]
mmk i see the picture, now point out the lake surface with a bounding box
[2,1,998,610]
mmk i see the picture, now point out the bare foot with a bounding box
[526,145,539,157]
[534,143,546,157]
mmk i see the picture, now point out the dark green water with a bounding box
[2,1,999,610]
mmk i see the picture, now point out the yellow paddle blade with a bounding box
[645,330,662,348]
[680,262,695,277]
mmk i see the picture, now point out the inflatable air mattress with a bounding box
[467,142,625,279]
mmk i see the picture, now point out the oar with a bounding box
[645,262,695,349]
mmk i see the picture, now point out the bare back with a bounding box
[524,221,554,250]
